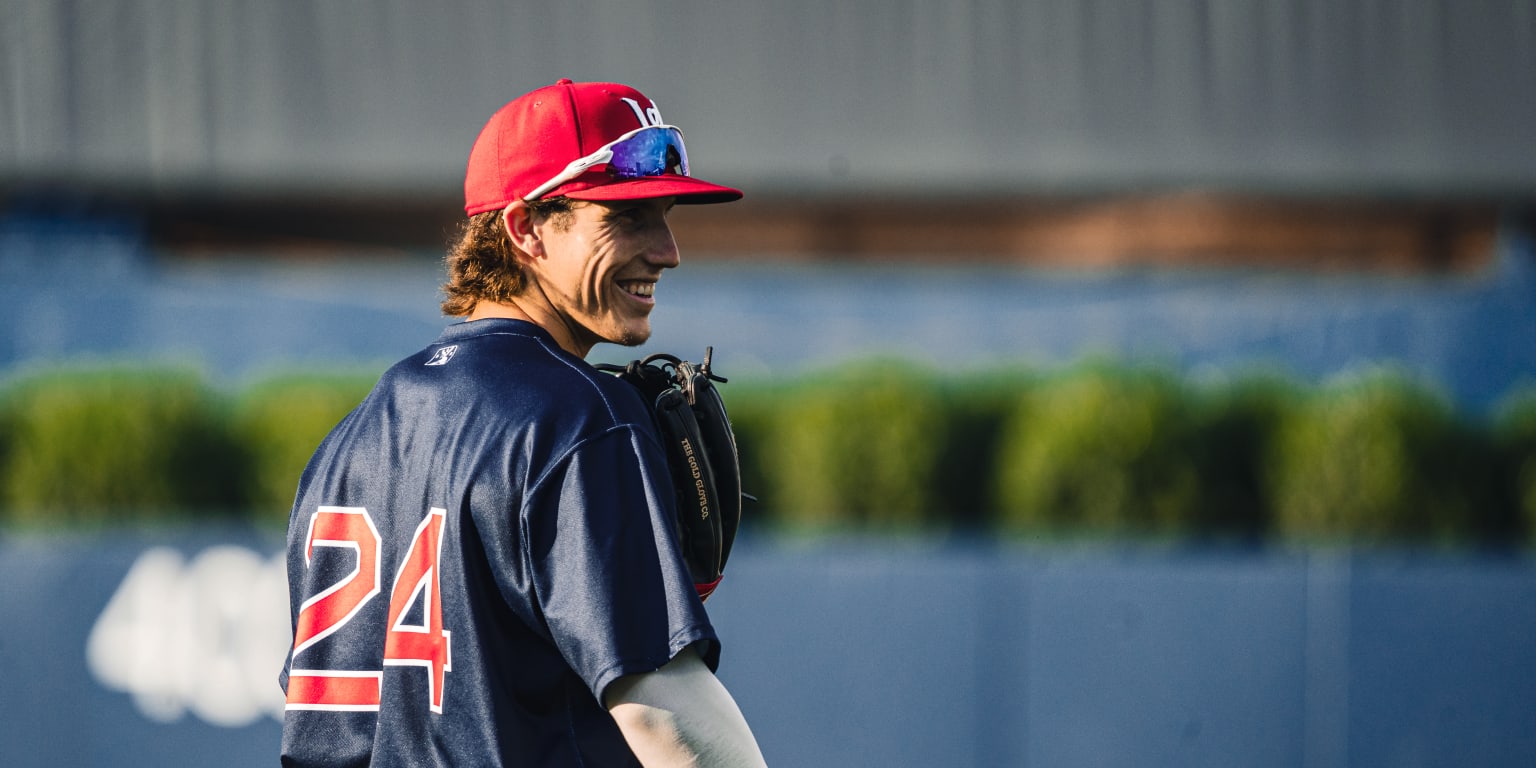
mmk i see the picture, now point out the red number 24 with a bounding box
[285,506,453,713]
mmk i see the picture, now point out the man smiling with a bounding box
[279,80,766,767]
[471,195,681,356]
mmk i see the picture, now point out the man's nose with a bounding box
[648,225,680,268]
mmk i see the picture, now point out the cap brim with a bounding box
[562,174,743,205]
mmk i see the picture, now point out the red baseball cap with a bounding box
[463,79,742,215]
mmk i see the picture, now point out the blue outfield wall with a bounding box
[2,531,1534,767]
[3,211,1536,415]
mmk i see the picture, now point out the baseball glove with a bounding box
[598,347,743,601]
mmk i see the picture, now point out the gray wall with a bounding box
[4,0,1536,200]
[4,532,1534,767]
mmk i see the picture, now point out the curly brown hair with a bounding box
[439,198,574,316]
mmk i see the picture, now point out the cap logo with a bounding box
[619,97,664,128]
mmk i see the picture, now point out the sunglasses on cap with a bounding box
[523,125,691,201]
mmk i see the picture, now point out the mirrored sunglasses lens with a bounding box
[607,128,689,179]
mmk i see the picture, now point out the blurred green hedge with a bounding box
[0,366,246,525]
[738,362,950,533]
[1267,369,1512,545]
[1496,384,1536,542]
[1,361,1534,548]
[994,365,1203,537]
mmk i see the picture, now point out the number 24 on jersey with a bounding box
[285,506,453,714]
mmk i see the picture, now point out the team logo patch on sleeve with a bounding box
[425,345,459,366]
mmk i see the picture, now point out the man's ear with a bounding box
[501,200,544,262]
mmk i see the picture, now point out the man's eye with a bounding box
[607,204,667,230]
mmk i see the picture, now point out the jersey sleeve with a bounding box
[524,424,720,702]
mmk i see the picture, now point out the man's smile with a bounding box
[619,280,657,301]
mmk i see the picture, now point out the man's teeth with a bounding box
[623,282,655,297]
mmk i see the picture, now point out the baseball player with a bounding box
[279,80,767,767]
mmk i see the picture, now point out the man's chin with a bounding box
[602,326,652,349]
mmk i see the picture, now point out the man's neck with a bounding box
[466,301,589,359]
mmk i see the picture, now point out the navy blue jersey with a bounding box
[279,318,717,768]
